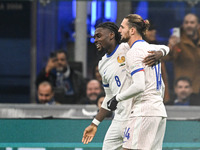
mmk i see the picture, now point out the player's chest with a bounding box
[101,57,126,83]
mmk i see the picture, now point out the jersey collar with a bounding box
[131,40,145,48]
[106,44,119,58]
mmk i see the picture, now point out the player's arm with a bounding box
[107,50,146,111]
[143,45,169,66]
[94,86,113,122]
[117,68,145,101]
[107,67,145,110]
[82,86,113,144]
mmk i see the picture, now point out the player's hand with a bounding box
[107,96,118,111]
[143,51,162,67]
[82,124,97,144]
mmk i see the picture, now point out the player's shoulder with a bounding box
[119,42,130,50]
[98,54,108,72]
[99,54,106,65]
[128,41,150,58]
[134,40,154,52]
[130,41,146,51]
[135,40,149,48]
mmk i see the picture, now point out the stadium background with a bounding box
[0,0,200,149]
[1,0,200,103]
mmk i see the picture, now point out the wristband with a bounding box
[92,118,100,126]
[160,48,166,56]
[116,94,121,102]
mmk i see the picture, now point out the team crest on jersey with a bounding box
[117,55,125,66]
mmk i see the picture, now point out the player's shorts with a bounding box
[103,119,128,150]
[122,116,166,150]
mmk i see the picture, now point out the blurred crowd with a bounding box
[35,13,200,107]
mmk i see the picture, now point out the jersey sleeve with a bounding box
[101,86,113,111]
[100,64,113,111]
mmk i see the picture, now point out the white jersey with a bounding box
[99,43,133,121]
[125,40,167,117]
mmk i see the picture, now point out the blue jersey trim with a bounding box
[131,68,144,76]
[106,44,119,58]
[131,40,145,48]
[103,84,109,87]
[154,63,162,90]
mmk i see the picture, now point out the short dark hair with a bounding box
[96,22,121,44]
[174,76,192,87]
[55,49,69,59]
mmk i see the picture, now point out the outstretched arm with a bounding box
[82,87,113,144]
[82,124,97,144]
[82,106,111,143]
[143,45,169,66]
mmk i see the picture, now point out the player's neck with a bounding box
[128,35,143,48]
[107,43,118,55]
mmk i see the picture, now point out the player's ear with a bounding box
[130,27,136,35]
[110,32,115,40]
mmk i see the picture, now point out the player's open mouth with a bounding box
[96,44,101,49]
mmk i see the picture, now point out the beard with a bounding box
[56,65,67,72]
[185,27,197,38]
[96,47,107,56]
[120,36,130,43]
[179,92,190,100]
[88,93,98,101]
[56,67,64,72]
[39,100,49,104]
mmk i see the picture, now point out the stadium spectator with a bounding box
[79,79,103,104]
[36,50,86,104]
[166,77,200,106]
[37,81,59,105]
[164,13,200,95]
